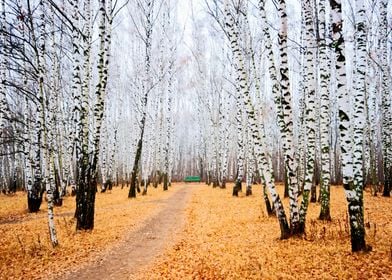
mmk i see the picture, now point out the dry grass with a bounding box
[1,183,391,280]
[142,184,392,280]
[0,184,184,280]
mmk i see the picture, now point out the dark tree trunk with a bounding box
[142,179,148,195]
[310,183,317,203]
[199,159,204,182]
[284,168,289,198]
[261,179,274,216]
[101,179,113,193]
[311,164,318,203]
[53,169,62,206]
[158,171,163,185]
[382,166,391,197]
[136,177,141,193]
[53,187,62,206]
[152,171,159,188]
[27,180,44,213]
[221,177,226,189]
[10,171,17,193]
[71,184,76,196]
[206,171,211,186]
[319,202,331,221]
[121,178,124,189]
[213,172,220,188]
[28,195,43,213]
[347,197,371,252]
[246,183,252,196]
[163,173,168,191]
[75,162,97,230]
[263,193,274,216]
[232,179,241,197]
[146,177,151,187]
[317,183,322,203]
[129,171,137,198]
[129,137,143,198]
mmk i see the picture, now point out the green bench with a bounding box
[184,176,201,183]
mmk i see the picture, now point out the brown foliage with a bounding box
[142,184,392,279]
[0,185,180,279]
[0,184,391,279]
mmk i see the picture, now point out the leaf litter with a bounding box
[0,184,184,280]
[140,184,392,280]
[0,183,391,280]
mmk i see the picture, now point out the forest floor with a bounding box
[0,183,391,280]
[0,183,193,280]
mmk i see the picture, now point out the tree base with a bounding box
[292,223,304,235]
[264,198,274,216]
[220,180,226,189]
[382,190,390,197]
[232,186,238,196]
[319,211,331,221]
[310,184,317,203]
[54,199,63,207]
[129,188,136,198]
[101,179,113,193]
[232,181,241,197]
[279,222,291,240]
[352,238,372,252]
[128,178,137,198]
[163,173,168,191]
[28,196,43,213]
[76,178,97,231]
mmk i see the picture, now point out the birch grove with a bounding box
[0,0,390,253]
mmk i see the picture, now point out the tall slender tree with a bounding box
[75,0,112,230]
[329,0,370,252]
[224,1,290,239]
[318,0,331,220]
[298,0,317,232]
[275,0,301,234]
[380,0,391,197]
[128,0,155,198]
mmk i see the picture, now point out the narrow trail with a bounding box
[59,185,194,280]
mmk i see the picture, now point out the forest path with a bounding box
[59,185,194,280]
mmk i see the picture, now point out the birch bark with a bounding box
[329,0,369,252]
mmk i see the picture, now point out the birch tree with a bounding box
[37,0,58,246]
[318,0,331,220]
[75,0,114,230]
[128,0,155,198]
[224,1,290,239]
[380,0,391,197]
[298,0,317,233]
[329,0,370,252]
[0,0,6,135]
[275,0,301,234]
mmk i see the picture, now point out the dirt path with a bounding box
[59,185,193,280]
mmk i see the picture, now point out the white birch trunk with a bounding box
[38,0,58,247]
[224,2,290,238]
[318,0,331,220]
[380,0,391,197]
[329,0,369,252]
